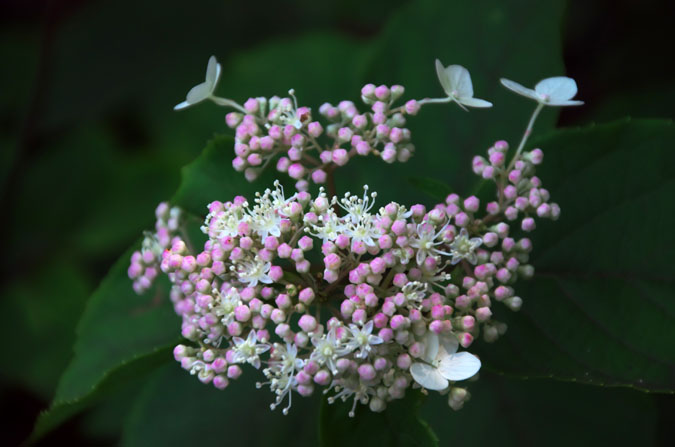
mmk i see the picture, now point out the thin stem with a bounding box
[417,97,452,106]
[507,102,544,172]
[210,96,248,114]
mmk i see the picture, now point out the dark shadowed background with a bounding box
[1,0,673,445]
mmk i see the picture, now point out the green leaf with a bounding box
[345,0,566,204]
[30,347,172,444]
[319,391,438,447]
[30,244,180,442]
[172,134,277,216]
[478,119,675,392]
[407,176,453,202]
[121,364,321,447]
[421,373,659,447]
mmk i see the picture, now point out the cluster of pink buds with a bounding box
[128,203,183,294]
[129,56,582,416]
[224,85,419,191]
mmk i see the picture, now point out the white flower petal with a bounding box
[205,55,220,89]
[500,78,538,100]
[549,99,584,107]
[435,59,453,96]
[459,97,493,108]
[438,352,481,381]
[423,331,439,363]
[446,65,473,98]
[535,76,577,102]
[439,333,459,355]
[186,82,211,104]
[173,101,191,111]
[410,363,449,390]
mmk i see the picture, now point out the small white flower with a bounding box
[212,287,243,326]
[307,209,345,243]
[235,257,273,287]
[448,228,483,265]
[401,281,428,304]
[410,332,481,391]
[174,56,222,111]
[232,330,270,369]
[310,327,351,374]
[500,76,584,106]
[338,186,378,225]
[410,221,452,265]
[346,321,384,359]
[260,343,305,415]
[435,59,493,110]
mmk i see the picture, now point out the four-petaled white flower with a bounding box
[410,332,481,391]
[500,76,584,107]
[346,321,384,359]
[174,56,222,111]
[435,59,493,110]
[448,228,483,265]
[232,330,270,369]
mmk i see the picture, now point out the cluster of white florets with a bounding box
[129,55,582,416]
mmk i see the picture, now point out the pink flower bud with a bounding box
[463,196,480,212]
[332,148,349,166]
[405,99,420,115]
[288,163,305,179]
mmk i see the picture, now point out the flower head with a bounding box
[174,56,222,111]
[500,76,583,106]
[410,332,481,390]
[435,60,493,110]
[232,330,270,369]
[448,228,482,265]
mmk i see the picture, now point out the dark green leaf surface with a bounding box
[30,245,180,441]
[172,134,276,216]
[407,176,454,202]
[478,119,675,392]
[121,364,320,447]
[319,391,437,447]
[421,372,658,447]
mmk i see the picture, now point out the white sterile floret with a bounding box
[232,330,270,369]
[346,321,384,359]
[410,332,481,391]
[174,56,222,111]
[500,76,584,106]
[435,59,493,110]
[448,228,483,265]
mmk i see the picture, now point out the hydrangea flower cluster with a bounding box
[128,203,183,294]
[173,57,504,192]
[130,56,582,416]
